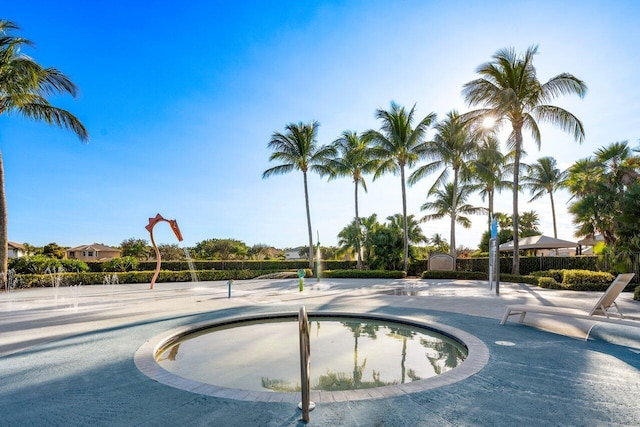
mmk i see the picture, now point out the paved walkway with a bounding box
[1,278,639,426]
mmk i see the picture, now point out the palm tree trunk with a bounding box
[450,169,459,263]
[488,189,494,235]
[0,152,7,288]
[400,165,409,272]
[354,182,362,269]
[550,191,557,238]
[512,127,523,275]
[303,171,314,270]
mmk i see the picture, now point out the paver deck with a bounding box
[1,278,639,426]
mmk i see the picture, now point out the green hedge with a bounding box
[14,270,289,288]
[457,256,600,275]
[136,260,357,272]
[537,277,562,289]
[634,286,640,301]
[498,274,539,285]
[322,270,406,279]
[421,271,488,280]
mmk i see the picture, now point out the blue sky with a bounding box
[1,0,639,250]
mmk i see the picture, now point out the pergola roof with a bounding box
[499,235,578,251]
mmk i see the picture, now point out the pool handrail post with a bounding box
[298,306,313,422]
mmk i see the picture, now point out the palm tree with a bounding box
[386,213,428,246]
[328,131,377,269]
[521,157,567,238]
[409,110,477,255]
[263,121,335,269]
[567,141,640,246]
[365,102,436,271]
[462,45,587,274]
[0,20,88,281]
[420,183,485,260]
[470,135,512,234]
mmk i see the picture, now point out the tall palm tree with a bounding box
[521,156,567,238]
[0,20,88,281]
[470,135,512,234]
[263,121,335,269]
[462,45,587,274]
[365,102,436,271]
[420,183,485,261]
[328,131,377,269]
[409,110,477,255]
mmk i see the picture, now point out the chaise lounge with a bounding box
[501,273,636,325]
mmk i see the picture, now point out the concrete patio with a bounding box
[1,278,639,426]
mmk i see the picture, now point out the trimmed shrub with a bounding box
[537,277,562,289]
[136,260,357,272]
[530,269,564,283]
[322,270,406,279]
[421,271,488,280]
[499,274,539,285]
[14,269,298,288]
[60,258,89,273]
[10,255,62,274]
[103,256,140,272]
[561,270,615,291]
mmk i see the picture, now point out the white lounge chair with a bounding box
[501,273,636,325]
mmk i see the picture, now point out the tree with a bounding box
[386,213,427,246]
[192,238,249,260]
[120,238,151,260]
[328,131,377,269]
[42,242,66,259]
[365,102,436,271]
[263,121,335,269]
[247,244,282,260]
[462,45,586,274]
[409,110,477,255]
[157,244,186,261]
[470,135,512,234]
[428,233,450,254]
[420,183,485,265]
[0,20,88,282]
[567,141,640,247]
[521,157,567,238]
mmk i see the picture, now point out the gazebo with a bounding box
[499,235,578,255]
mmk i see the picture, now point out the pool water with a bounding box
[156,317,468,392]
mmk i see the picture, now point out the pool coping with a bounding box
[134,310,489,403]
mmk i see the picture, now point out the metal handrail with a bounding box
[298,306,311,422]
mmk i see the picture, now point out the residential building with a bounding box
[66,244,121,261]
[8,241,25,258]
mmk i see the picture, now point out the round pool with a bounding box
[135,311,489,402]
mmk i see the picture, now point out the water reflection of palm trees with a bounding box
[258,320,466,392]
[387,326,418,383]
[420,337,467,375]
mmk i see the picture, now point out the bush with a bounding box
[634,286,640,301]
[530,269,564,283]
[322,270,406,279]
[14,269,297,287]
[103,256,139,272]
[421,271,488,280]
[561,270,615,291]
[60,258,89,273]
[499,274,539,285]
[537,277,562,289]
[9,255,62,274]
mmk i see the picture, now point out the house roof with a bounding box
[576,234,604,246]
[67,243,120,252]
[8,241,25,250]
[499,235,578,251]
